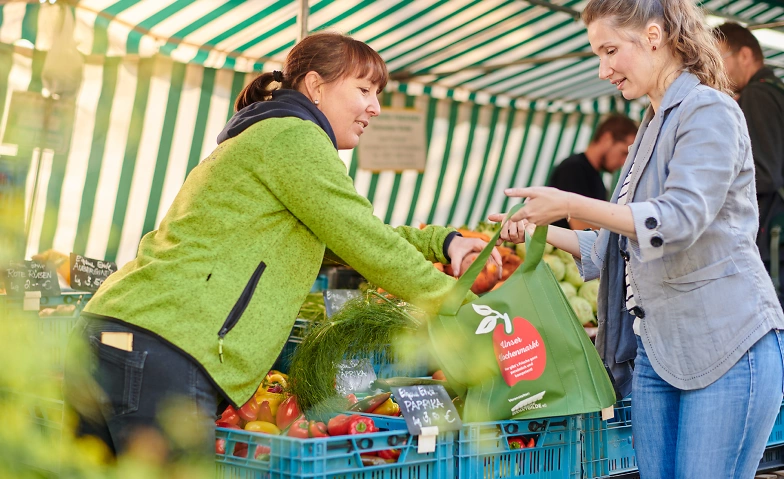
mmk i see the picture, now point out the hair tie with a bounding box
[272,70,284,82]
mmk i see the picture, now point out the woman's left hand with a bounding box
[447,236,502,277]
[505,187,571,224]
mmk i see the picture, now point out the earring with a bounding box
[652,45,657,51]
[314,99,320,105]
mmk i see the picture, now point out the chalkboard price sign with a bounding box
[391,385,462,435]
[70,253,117,292]
[335,358,377,395]
[323,289,361,318]
[3,260,61,296]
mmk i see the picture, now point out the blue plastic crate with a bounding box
[581,399,636,478]
[767,400,784,447]
[273,319,429,379]
[455,415,582,479]
[215,416,454,479]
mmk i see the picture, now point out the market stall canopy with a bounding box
[1,0,782,105]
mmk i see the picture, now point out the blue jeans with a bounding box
[63,315,221,458]
[632,330,784,478]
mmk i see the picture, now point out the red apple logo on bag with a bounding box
[473,304,546,386]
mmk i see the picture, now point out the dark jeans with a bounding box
[63,315,221,459]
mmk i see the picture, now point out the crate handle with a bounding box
[528,420,548,432]
[503,423,519,435]
[387,434,405,447]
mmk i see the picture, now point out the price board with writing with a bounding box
[69,253,117,292]
[391,385,462,435]
[335,358,377,395]
[3,260,61,296]
[323,289,361,318]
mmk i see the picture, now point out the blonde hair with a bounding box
[582,0,732,95]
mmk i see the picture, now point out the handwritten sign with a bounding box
[335,358,377,395]
[357,109,426,172]
[391,385,462,435]
[323,289,361,318]
[3,260,61,297]
[69,253,117,292]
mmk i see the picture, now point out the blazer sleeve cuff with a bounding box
[628,201,665,263]
[575,229,601,281]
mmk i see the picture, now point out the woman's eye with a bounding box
[360,88,370,94]
[607,48,616,55]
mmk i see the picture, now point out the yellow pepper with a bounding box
[264,371,289,389]
[255,391,285,417]
[244,421,281,435]
[370,398,400,416]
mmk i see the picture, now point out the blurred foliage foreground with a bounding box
[0,302,215,479]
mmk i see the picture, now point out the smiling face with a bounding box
[588,19,656,101]
[316,75,381,150]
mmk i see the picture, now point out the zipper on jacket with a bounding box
[218,261,266,363]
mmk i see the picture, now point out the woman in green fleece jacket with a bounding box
[63,32,497,459]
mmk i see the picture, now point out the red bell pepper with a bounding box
[308,420,329,438]
[215,438,226,455]
[327,414,352,436]
[507,437,525,450]
[238,398,260,422]
[347,415,376,435]
[377,449,401,461]
[233,442,249,458]
[254,445,271,460]
[276,396,301,431]
[219,405,240,426]
[525,437,536,448]
[287,418,310,439]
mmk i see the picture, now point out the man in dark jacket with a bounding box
[548,114,637,230]
[715,23,784,300]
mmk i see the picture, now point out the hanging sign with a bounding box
[69,253,117,292]
[358,109,426,172]
[3,260,61,297]
[390,385,462,435]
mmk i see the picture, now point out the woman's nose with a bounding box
[598,60,613,80]
[368,96,381,117]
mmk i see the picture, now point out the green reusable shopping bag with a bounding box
[429,204,616,422]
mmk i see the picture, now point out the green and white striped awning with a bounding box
[0,0,782,266]
[2,0,782,105]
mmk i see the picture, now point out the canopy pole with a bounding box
[296,0,309,43]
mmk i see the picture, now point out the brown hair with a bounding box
[234,32,389,112]
[592,114,639,143]
[582,0,732,95]
[713,22,764,63]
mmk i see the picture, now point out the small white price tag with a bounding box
[23,291,41,311]
[417,426,439,454]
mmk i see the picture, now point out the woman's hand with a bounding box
[487,214,536,245]
[447,236,502,277]
[504,187,572,224]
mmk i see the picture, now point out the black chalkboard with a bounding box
[3,260,61,297]
[334,358,377,395]
[391,385,462,435]
[70,253,117,292]
[322,289,361,318]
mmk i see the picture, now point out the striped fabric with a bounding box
[616,159,637,315]
[1,46,644,266]
[1,0,782,267]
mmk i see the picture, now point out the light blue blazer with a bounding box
[577,72,784,390]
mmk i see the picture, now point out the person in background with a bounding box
[63,32,497,461]
[491,0,784,477]
[548,114,637,230]
[714,22,784,301]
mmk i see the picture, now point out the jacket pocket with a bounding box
[217,261,266,360]
[663,256,740,292]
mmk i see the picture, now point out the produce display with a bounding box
[215,370,405,464]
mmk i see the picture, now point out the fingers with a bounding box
[504,187,535,198]
[487,213,505,223]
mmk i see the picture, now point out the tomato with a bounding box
[287,418,310,439]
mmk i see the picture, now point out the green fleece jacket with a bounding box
[84,117,466,406]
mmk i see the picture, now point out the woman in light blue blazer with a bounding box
[492,0,784,477]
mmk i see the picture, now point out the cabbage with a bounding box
[579,280,600,313]
[515,242,526,261]
[559,281,577,298]
[554,248,573,263]
[569,296,595,326]
[543,254,565,281]
[564,261,584,288]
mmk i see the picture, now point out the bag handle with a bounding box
[521,223,548,273]
[440,203,546,316]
